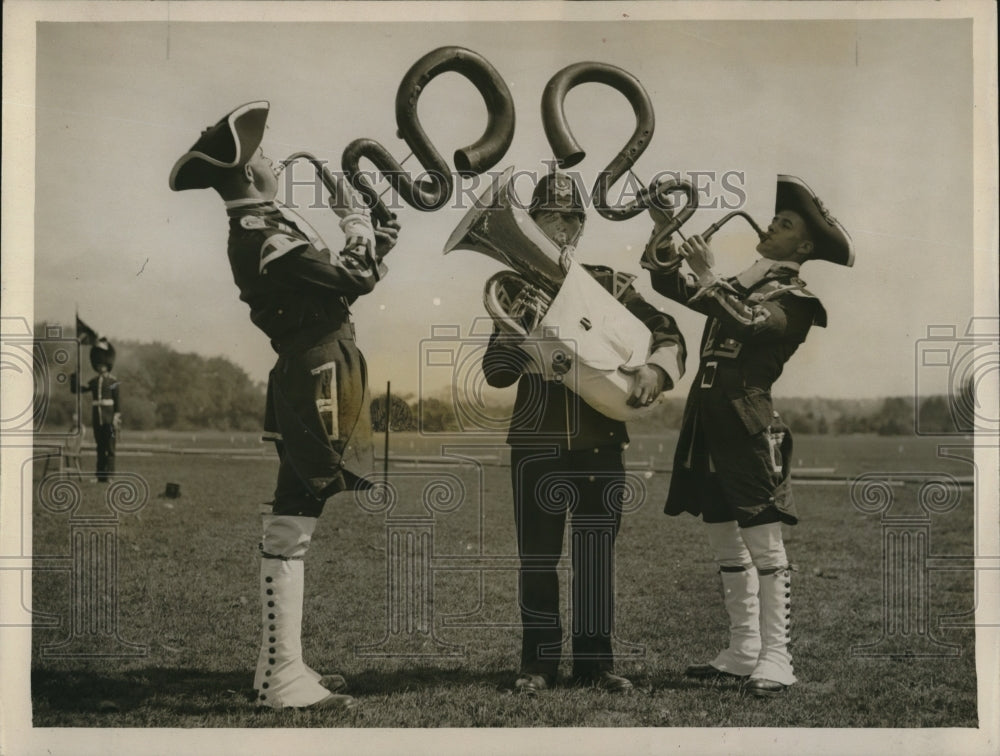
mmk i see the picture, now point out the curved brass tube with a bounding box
[642,210,768,272]
[342,46,516,225]
[541,61,665,222]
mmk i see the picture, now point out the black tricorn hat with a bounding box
[89,337,116,371]
[169,101,270,192]
[775,174,854,267]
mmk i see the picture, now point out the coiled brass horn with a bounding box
[279,151,359,211]
[642,210,768,272]
[541,61,698,230]
[342,46,516,226]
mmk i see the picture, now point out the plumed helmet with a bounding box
[89,337,116,371]
[530,171,586,221]
[774,174,854,267]
[169,101,270,192]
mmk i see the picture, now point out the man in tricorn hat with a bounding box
[645,174,853,696]
[170,101,400,710]
[70,336,121,483]
[483,170,687,695]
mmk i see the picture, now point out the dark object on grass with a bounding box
[165,483,181,498]
[684,663,748,680]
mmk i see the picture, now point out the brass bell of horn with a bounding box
[443,167,569,294]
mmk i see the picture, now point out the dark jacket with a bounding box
[70,371,120,428]
[649,260,826,522]
[483,265,686,450]
[226,199,385,495]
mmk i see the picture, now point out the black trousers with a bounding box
[510,445,624,680]
[93,424,116,481]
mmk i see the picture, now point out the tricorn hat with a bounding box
[775,174,854,267]
[169,101,270,192]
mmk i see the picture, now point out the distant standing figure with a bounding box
[645,175,853,696]
[70,338,120,482]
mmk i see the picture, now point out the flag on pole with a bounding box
[76,315,98,345]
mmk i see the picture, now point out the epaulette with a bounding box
[786,277,819,300]
[784,278,827,327]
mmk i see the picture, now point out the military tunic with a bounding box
[226,199,386,515]
[71,371,120,481]
[649,260,827,526]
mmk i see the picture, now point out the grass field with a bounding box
[29,432,979,729]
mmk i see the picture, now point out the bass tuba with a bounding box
[443,167,569,294]
[444,167,662,421]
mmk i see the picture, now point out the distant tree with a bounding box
[370,393,415,432]
[127,397,159,430]
[874,396,914,436]
[33,325,267,431]
[917,395,954,434]
[788,411,819,435]
[417,397,459,432]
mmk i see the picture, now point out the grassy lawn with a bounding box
[29,433,979,729]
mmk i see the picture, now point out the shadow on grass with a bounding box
[338,665,513,696]
[32,667,254,715]
[648,671,748,695]
[32,664,517,715]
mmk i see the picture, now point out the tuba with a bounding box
[444,167,662,421]
[443,167,568,293]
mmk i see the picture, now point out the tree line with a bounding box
[370,391,973,436]
[38,329,266,432]
[36,326,972,436]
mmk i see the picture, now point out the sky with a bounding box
[14,6,995,408]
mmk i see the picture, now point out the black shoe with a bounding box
[577,671,633,693]
[747,678,788,697]
[318,674,348,694]
[514,673,549,695]
[311,693,358,711]
[684,663,747,680]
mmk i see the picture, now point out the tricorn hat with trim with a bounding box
[775,174,854,267]
[169,101,270,192]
